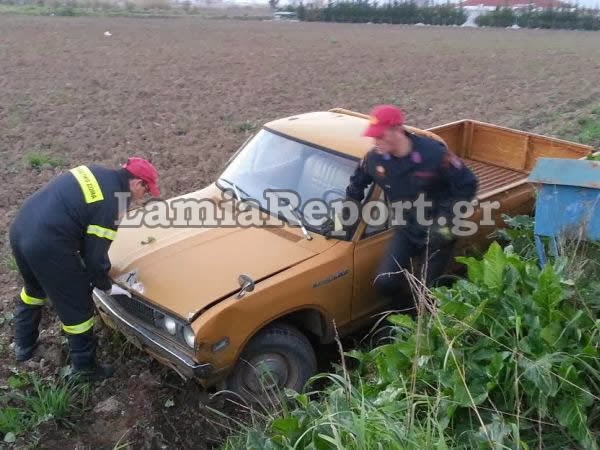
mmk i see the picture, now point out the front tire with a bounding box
[225,323,317,405]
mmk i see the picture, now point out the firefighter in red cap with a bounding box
[346,105,478,313]
[9,157,160,380]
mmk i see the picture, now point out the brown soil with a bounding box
[1,15,599,449]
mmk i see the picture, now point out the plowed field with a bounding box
[1,15,599,449]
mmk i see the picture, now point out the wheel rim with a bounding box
[242,352,291,395]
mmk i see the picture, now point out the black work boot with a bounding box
[73,363,115,382]
[13,298,43,362]
[67,330,115,382]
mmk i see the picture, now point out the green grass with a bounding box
[577,117,600,145]
[568,105,600,146]
[0,3,169,16]
[0,371,91,442]
[25,152,65,170]
[102,328,140,362]
[232,120,257,134]
[219,376,452,449]
[0,3,143,16]
[4,255,17,272]
[552,104,600,150]
[0,4,57,16]
[0,2,265,17]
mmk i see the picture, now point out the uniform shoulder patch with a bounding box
[441,150,463,169]
[410,151,422,164]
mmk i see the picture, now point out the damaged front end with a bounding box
[92,270,212,380]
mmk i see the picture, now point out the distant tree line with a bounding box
[475,6,600,30]
[285,1,468,26]
[282,1,600,30]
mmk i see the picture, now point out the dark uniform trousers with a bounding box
[9,164,128,369]
[373,226,457,311]
[346,131,479,312]
[10,222,97,368]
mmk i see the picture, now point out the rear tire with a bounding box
[225,323,317,406]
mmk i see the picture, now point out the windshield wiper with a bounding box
[267,190,312,240]
[287,204,312,241]
[218,177,249,201]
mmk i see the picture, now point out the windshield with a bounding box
[217,129,362,232]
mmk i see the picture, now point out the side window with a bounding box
[361,189,391,238]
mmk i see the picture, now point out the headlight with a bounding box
[183,326,195,349]
[153,311,195,350]
[164,317,177,335]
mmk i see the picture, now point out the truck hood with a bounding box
[108,187,324,320]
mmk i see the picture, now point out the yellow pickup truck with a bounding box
[92,108,592,402]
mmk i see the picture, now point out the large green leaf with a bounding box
[456,256,484,284]
[532,264,563,313]
[303,434,334,450]
[487,351,511,379]
[270,417,300,435]
[518,354,560,397]
[483,415,514,450]
[373,385,405,407]
[470,346,497,362]
[481,242,507,291]
[501,263,521,292]
[540,322,563,348]
[452,371,489,407]
[440,300,472,322]
[463,299,490,329]
[246,429,277,450]
[554,392,597,450]
[387,314,416,331]
[374,344,411,383]
[523,263,541,290]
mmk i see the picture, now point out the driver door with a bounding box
[351,188,395,321]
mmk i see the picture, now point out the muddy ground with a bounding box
[1,15,599,449]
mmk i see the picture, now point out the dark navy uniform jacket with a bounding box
[346,131,479,242]
[11,164,131,291]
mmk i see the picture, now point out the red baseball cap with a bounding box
[363,105,405,138]
[122,157,160,197]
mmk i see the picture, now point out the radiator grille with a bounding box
[113,294,155,326]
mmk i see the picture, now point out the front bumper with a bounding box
[92,288,213,379]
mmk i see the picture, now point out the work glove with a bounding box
[321,212,350,239]
[429,223,455,247]
[322,199,359,240]
[105,284,132,298]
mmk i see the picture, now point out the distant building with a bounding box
[460,0,574,12]
[459,0,575,27]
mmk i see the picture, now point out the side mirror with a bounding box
[236,274,255,298]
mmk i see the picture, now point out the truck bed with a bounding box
[464,158,527,197]
[428,119,592,199]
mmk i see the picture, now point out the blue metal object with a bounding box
[527,157,600,266]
